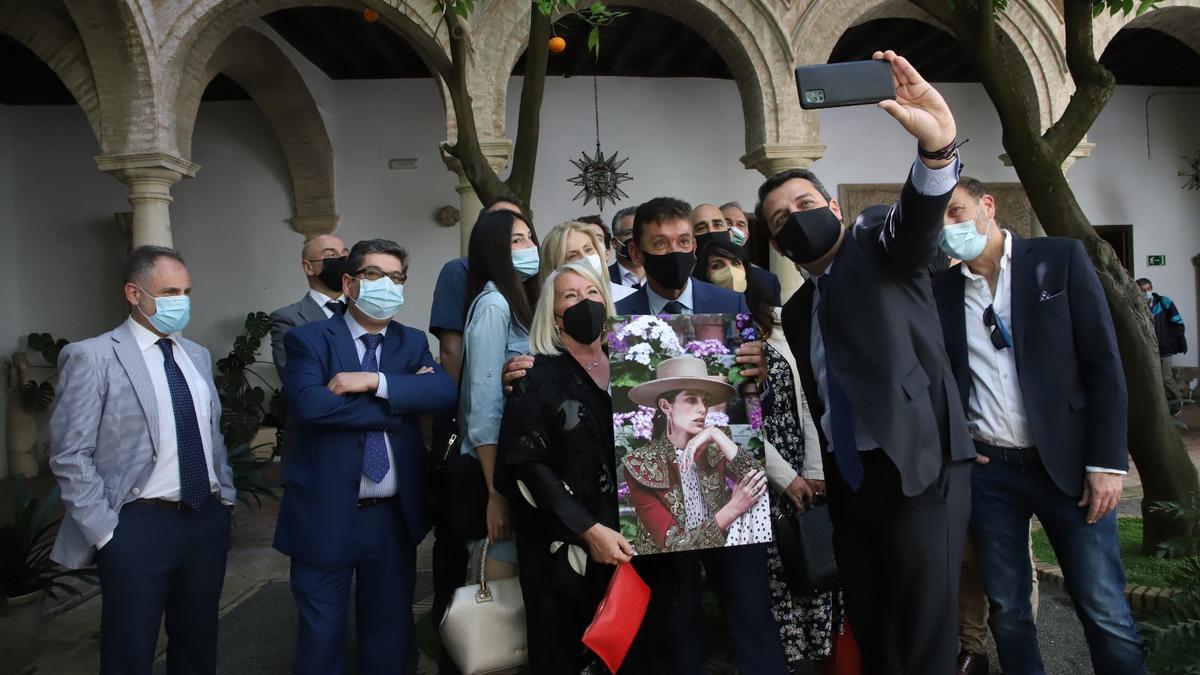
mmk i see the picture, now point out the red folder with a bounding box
[582,562,651,673]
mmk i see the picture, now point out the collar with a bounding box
[646,279,693,314]
[308,288,344,307]
[343,311,388,340]
[124,315,177,352]
[960,229,1012,282]
[617,261,640,280]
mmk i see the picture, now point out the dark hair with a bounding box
[633,197,692,248]
[124,246,185,285]
[695,241,775,339]
[650,389,684,439]
[576,215,611,249]
[957,175,986,199]
[347,239,408,275]
[611,206,637,232]
[753,168,832,229]
[1136,277,1152,286]
[466,210,539,331]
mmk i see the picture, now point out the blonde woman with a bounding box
[540,221,636,302]
[496,262,632,673]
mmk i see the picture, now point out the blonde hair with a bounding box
[539,221,613,287]
[529,262,614,356]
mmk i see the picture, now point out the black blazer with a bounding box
[781,176,975,497]
[932,235,1128,497]
[749,264,782,306]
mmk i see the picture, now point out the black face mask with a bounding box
[558,299,607,345]
[614,238,632,262]
[640,250,696,291]
[315,256,348,292]
[695,230,732,253]
[772,208,842,264]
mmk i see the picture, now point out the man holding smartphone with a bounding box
[760,51,974,674]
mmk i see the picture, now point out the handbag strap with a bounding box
[475,539,494,602]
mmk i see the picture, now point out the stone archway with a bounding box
[1093,1,1200,57]
[0,0,102,141]
[180,26,340,238]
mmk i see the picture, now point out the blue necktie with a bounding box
[157,339,210,509]
[358,333,390,484]
[816,278,865,491]
[662,300,684,315]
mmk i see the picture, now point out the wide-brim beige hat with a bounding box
[628,355,735,408]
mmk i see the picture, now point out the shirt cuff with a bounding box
[1085,466,1128,475]
[909,154,961,196]
[96,530,114,550]
[374,373,388,399]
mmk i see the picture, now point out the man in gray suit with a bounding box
[269,233,350,375]
[49,245,236,675]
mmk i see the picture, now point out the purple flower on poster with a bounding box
[748,405,763,431]
[617,482,630,500]
[684,339,730,358]
[704,410,730,428]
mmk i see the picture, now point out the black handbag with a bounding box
[429,430,488,540]
[772,500,839,594]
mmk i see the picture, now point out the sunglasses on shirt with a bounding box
[983,305,1013,350]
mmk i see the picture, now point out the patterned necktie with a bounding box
[156,339,210,509]
[358,333,390,483]
[816,277,865,491]
[326,300,346,316]
[662,300,685,315]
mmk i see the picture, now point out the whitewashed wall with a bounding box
[1,70,1198,476]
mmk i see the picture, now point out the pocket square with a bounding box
[1039,290,1065,302]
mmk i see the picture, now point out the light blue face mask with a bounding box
[512,246,540,280]
[137,287,191,335]
[938,201,993,262]
[730,227,748,247]
[353,278,404,320]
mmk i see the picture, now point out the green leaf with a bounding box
[1093,2,1106,17]
[1136,0,1158,16]
[587,26,599,56]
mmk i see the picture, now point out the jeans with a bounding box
[971,459,1146,675]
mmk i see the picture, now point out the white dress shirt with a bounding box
[809,157,959,453]
[961,231,1124,474]
[646,279,694,315]
[127,317,221,501]
[615,262,642,287]
[308,289,345,319]
[344,312,399,498]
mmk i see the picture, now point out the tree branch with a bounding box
[1041,0,1116,162]
[441,7,507,203]
[504,8,553,206]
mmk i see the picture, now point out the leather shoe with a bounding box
[957,650,989,675]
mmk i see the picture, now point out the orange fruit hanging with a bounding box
[362,8,380,22]
[548,36,567,53]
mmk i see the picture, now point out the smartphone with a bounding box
[795,60,896,110]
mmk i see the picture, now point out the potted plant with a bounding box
[0,475,97,674]
[5,333,69,477]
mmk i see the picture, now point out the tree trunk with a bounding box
[1005,133,1199,552]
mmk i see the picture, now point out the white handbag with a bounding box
[438,541,528,674]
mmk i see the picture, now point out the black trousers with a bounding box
[96,496,231,675]
[825,450,970,675]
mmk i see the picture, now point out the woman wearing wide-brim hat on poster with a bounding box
[622,355,770,554]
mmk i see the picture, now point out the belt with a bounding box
[974,441,1040,464]
[136,494,217,510]
[356,496,396,509]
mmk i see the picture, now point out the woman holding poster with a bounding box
[622,355,770,554]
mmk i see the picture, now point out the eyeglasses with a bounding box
[982,305,1012,350]
[354,267,407,285]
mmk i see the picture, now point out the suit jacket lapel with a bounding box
[381,321,406,370]
[327,316,361,372]
[1010,235,1034,364]
[111,323,160,457]
[299,294,329,324]
[790,284,823,423]
[937,269,971,411]
[691,281,711,313]
[625,287,651,315]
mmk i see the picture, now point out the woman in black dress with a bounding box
[497,261,634,673]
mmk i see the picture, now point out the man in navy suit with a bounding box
[276,238,457,675]
[932,178,1145,675]
[691,202,782,306]
[615,197,786,674]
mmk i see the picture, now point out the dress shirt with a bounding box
[646,279,694,315]
[308,289,345,319]
[344,312,399,498]
[809,157,959,453]
[961,231,1125,475]
[615,262,642,287]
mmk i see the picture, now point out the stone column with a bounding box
[291,214,341,240]
[741,144,828,303]
[441,140,513,255]
[1000,140,1096,238]
[96,152,199,248]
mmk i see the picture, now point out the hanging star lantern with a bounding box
[568,145,631,211]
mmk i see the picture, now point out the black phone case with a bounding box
[795,60,896,110]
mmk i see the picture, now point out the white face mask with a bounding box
[583,253,604,277]
[938,200,993,262]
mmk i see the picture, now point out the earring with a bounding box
[554,323,562,335]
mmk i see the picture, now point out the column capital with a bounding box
[440,138,514,177]
[291,215,341,238]
[740,144,828,177]
[95,152,200,181]
[999,141,1096,174]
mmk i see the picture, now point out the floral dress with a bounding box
[762,341,843,664]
